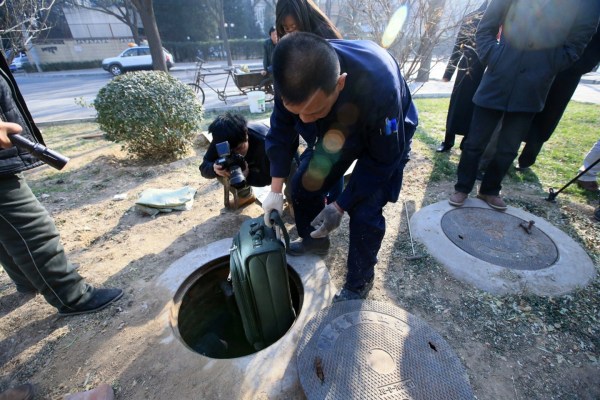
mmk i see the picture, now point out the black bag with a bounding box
[230,210,296,350]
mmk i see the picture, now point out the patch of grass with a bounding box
[413,98,600,203]
[28,100,599,205]
[40,123,105,154]
[413,98,457,182]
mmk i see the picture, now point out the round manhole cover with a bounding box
[441,207,558,270]
[296,300,473,400]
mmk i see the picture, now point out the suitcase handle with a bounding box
[269,210,290,248]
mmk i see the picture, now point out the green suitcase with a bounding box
[230,210,296,350]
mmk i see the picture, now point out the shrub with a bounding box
[94,71,203,161]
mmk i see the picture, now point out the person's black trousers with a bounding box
[0,174,93,311]
[518,72,582,168]
[455,106,535,196]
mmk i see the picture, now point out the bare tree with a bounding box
[130,0,166,72]
[338,0,479,82]
[0,0,57,68]
[62,0,141,44]
[414,0,446,82]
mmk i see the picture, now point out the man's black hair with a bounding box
[272,32,340,105]
[208,113,248,149]
[268,26,277,35]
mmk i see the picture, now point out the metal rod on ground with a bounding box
[546,157,600,202]
[403,200,425,260]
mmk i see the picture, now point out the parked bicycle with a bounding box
[187,57,274,105]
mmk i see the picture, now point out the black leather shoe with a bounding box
[594,206,600,222]
[58,288,123,316]
[287,237,330,256]
[436,142,453,153]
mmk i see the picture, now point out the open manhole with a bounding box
[441,207,558,270]
[174,255,303,359]
[297,300,474,399]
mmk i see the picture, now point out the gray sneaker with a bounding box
[287,237,330,256]
[332,277,374,303]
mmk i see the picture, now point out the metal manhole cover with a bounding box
[296,300,473,400]
[440,207,558,270]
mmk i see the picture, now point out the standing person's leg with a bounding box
[0,175,122,314]
[518,72,581,169]
[451,106,503,204]
[334,152,410,302]
[0,242,38,294]
[344,186,387,291]
[439,94,458,151]
[289,147,353,255]
[479,112,535,203]
[577,139,600,191]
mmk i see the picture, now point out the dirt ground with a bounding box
[0,122,599,399]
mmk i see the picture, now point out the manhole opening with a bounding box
[175,255,304,359]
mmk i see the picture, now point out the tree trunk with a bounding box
[128,1,141,44]
[218,0,233,67]
[131,0,167,72]
[416,0,446,82]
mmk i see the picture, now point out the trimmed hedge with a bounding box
[94,71,204,161]
[164,39,264,62]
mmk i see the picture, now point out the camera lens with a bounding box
[229,166,246,189]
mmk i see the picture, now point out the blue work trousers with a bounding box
[291,148,405,290]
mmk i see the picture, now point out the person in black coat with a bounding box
[261,26,278,76]
[437,1,488,153]
[517,27,600,169]
[449,0,599,211]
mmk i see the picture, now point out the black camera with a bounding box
[215,141,246,189]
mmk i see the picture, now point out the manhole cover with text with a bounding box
[441,207,558,270]
[296,300,473,400]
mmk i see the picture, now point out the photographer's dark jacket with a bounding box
[0,54,43,176]
[200,122,271,187]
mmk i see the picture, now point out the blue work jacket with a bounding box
[266,40,418,211]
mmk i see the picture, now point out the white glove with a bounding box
[262,192,284,226]
[310,202,344,238]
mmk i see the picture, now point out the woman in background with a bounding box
[275,0,342,39]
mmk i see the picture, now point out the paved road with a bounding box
[14,62,256,124]
[12,60,600,125]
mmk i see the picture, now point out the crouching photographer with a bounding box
[200,113,272,208]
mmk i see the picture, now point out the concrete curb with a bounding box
[411,199,596,296]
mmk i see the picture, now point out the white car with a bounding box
[10,53,30,72]
[102,46,174,76]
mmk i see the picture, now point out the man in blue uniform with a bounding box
[262,32,418,302]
